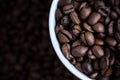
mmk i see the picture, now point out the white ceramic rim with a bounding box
[49,0,92,80]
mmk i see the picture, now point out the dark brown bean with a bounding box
[72,40,81,48]
[93,60,100,70]
[83,23,94,32]
[104,67,112,76]
[55,24,64,33]
[87,50,96,60]
[107,21,114,36]
[63,4,74,14]
[110,10,118,19]
[62,43,73,60]
[58,0,72,7]
[70,11,81,24]
[56,9,63,21]
[90,72,98,79]
[85,31,95,46]
[105,37,117,46]
[115,18,120,32]
[72,45,88,57]
[95,39,104,46]
[79,6,92,20]
[88,12,101,25]
[115,32,120,43]
[92,45,104,58]
[82,60,93,75]
[61,16,70,26]
[72,25,82,36]
[75,63,83,72]
[92,23,105,33]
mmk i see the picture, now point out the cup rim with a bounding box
[49,0,92,80]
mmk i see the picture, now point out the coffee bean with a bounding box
[110,10,118,19]
[59,0,72,7]
[63,4,74,14]
[90,72,98,79]
[88,12,101,25]
[92,23,105,33]
[83,22,94,32]
[73,1,80,10]
[57,30,73,43]
[70,11,81,24]
[109,53,115,66]
[56,9,63,21]
[98,76,109,80]
[79,6,92,20]
[75,63,82,72]
[85,31,95,46]
[95,33,105,39]
[95,39,104,46]
[87,50,96,60]
[92,45,104,58]
[105,17,110,25]
[79,2,87,10]
[72,25,82,36]
[100,57,109,73]
[104,67,112,76]
[115,32,120,43]
[61,16,70,26]
[72,40,81,48]
[107,21,114,36]
[55,24,64,33]
[82,60,93,75]
[76,57,84,62]
[105,37,117,46]
[62,43,73,60]
[93,60,100,71]
[80,32,87,45]
[115,18,120,32]
[72,45,88,57]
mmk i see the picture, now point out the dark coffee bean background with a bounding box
[0,0,79,80]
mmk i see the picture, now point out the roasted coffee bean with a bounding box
[115,18,120,32]
[105,17,110,25]
[88,12,101,25]
[82,60,93,75]
[72,25,82,36]
[95,33,105,38]
[94,0,105,9]
[62,43,73,60]
[76,57,84,62]
[75,63,82,72]
[80,32,87,45]
[55,24,64,33]
[107,21,114,36]
[105,37,117,46]
[79,2,87,10]
[59,0,72,7]
[98,9,107,17]
[98,76,109,80]
[57,30,73,43]
[61,16,70,26]
[63,4,74,14]
[70,11,80,24]
[95,39,104,46]
[100,57,109,74]
[72,45,88,57]
[73,1,80,10]
[115,6,120,15]
[104,67,112,76]
[115,32,120,43]
[72,40,81,48]
[90,72,98,79]
[79,6,92,20]
[92,45,104,58]
[56,9,63,21]
[92,23,105,33]
[109,53,115,66]
[93,60,100,70]
[110,11,118,19]
[83,23,94,32]
[87,50,96,60]
[85,31,95,46]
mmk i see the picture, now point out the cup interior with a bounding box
[49,0,92,80]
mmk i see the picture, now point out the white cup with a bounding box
[49,0,92,80]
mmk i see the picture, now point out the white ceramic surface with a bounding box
[49,0,92,80]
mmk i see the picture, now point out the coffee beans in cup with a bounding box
[55,0,120,79]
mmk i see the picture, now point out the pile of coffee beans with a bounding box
[55,0,120,79]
